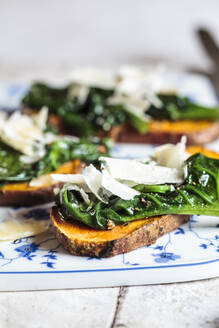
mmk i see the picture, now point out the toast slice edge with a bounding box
[50,206,191,258]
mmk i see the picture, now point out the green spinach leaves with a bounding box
[0,138,111,187]
[57,153,219,230]
[0,142,34,185]
[22,83,69,113]
[57,87,127,137]
[147,94,219,121]
[22,83,219,138]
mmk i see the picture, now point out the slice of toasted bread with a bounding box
[27,110,219,145]
[50,206,190,258]
[50,146,219,257]
[0,160,83,206]
[117,120,219,145]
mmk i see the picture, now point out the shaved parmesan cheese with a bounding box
[102,170,139,200]
[118,65,172,95]
[115,65,166,108]
[0,218,49,241]
[51,173,85,185]
[0,205,50,241]
[29,174,54,187]
[33,106,48,130]
[155,136,189,170]
[52,164,139,202]
[52,167,105,202]
[51,137,190,204]
[0,111,44,156]
[118,66,146,80]
[68,84,89,105]
[19,154,42,164]
[83,165,103,202]
[52,137,190,204]
[100,157,184,185]
[107,66,165,118]
[70,68,117,89]
[0,108,55,163]
[67,65,179,120]
[108,94,150,119]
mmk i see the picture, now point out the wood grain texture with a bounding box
[113,279,219,328]
[0,288,119,328]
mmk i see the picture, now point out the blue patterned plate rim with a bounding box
[0,257,218,274]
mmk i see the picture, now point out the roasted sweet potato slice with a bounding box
[117,120,219,145]
[26,110,219,145]
[50,146,219,257]
[51,206,190,258]
[0,160,83,206]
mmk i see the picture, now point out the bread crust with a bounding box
[0,160,83,207]
[0,183,63,207]
[24,110,219,145]
[50,206,190,258]
[50,146,218,257]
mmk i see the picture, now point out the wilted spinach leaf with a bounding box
[147,94,219,121]
[57,153,219,230]
[0,138,111,186]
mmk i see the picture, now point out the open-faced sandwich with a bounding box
[0,107,111,206]
[50,138,219,257]
[22,67,219,145]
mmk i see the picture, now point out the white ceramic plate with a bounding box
[0,73,218,291]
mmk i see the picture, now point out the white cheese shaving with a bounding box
[115,65,165,108]
[107,94,150,119]
[29,174,54,187]
[118,65,172,96]
[67,65,180,120]
[82,165,104,201]
[0,108,56,163]
[118,66,146,80]
[70,68,117,89]
[52,172,105,202]
[99,157,184,185]
[51,173,86,185]
[101,170,139,200]
[51,164,139,202]
[51,138,189,203]
[33,106,48,130]
[20,154,44,164]
[0,206,50,241]
[51,172,102,201]
[155,136,189,170]
[0,218,49,241]
[105,65,167,120]
[68,84,89,105]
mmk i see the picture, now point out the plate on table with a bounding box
[0,72,218,291]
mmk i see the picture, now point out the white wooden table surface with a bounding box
[0,280,219,328]
[1,1,219,327]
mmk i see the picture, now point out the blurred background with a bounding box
[0,0,219,82]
